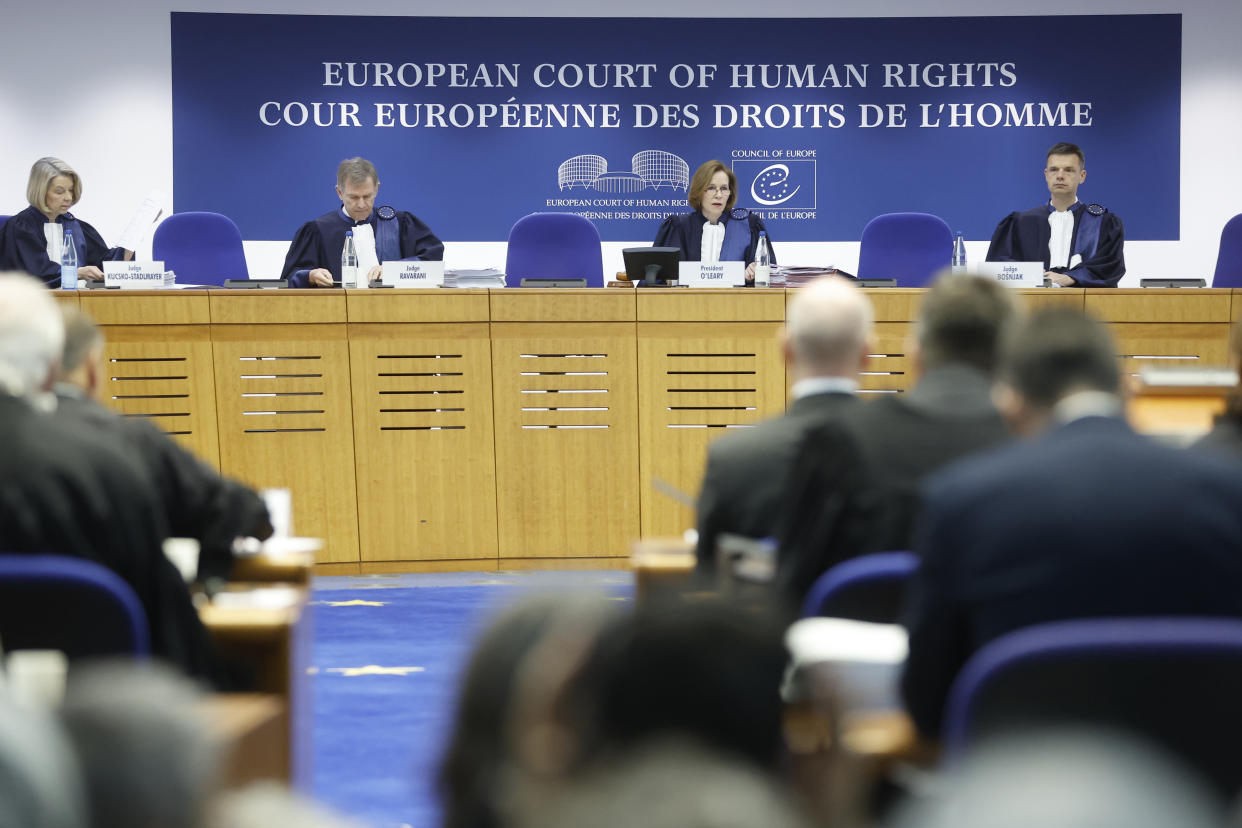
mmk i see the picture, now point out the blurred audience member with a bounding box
[901,309,1242,737]
[209,783,363,828]
[0,273,222,681]
[437,594,618,828]
[0,687,87,828]
[514,739,814,828]
[55,307,272,580]
[888,730,1225,828]
[843,274,1016,552]
[695,277,873,571]
[60,663,221,828]
[1193,322,1242,460]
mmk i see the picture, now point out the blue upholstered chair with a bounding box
[1210,213,1242,287]
[504,212,604,287]
[942,617,1242,797]
[152,211,249,286]
[799,551,919,622]
[0,555,150,659]
[856,212,953,287]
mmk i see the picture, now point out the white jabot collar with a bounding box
[1051,390,1123,425]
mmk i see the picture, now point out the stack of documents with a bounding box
[774,266,853,286]
[445,269,506,288]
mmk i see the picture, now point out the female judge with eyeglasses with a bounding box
[653,159,774,283]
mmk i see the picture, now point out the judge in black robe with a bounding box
[985,201,1125,288]
[0,156,131,287]
[652,160,775,284]
[280,157,443,288]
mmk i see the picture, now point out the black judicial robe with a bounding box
[985,201,1125,288]
[0,393,224,683]
[0,206,126,288]
[53,387,272,581]
[280,208,444,288]
[653,210,776,266]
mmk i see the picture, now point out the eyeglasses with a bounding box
[703,185,731,195]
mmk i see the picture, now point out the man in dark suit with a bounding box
[53,307,272,581]
[694,276,873,569]
[0,273,224,683]
[901,308,1242,738]
[842,274,1015,552]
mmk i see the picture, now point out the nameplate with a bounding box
[103,261,171,289]
[975,260,1045,288]
[381,260,445,288]
[680,260,744,288]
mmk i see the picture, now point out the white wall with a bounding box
[3,1,1239,284]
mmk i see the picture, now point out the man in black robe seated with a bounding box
[985,141,1125,287]
[0,273,224,683]
[53,307,272,581]
[280,156,444,288]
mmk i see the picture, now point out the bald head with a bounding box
[784,277,873,380]
[0,273,64,398]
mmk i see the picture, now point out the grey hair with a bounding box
[0,688,88,828]
[26,157,81,212]
[336,157,379,189]
[0,273,65,397]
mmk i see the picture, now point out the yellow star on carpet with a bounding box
[326,665,426,677]
[314,599,388,607]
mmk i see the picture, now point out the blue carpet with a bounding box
[309,572,633,828]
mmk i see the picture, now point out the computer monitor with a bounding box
[622,246,682,286]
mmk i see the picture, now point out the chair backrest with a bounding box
[1211,213,1242,287]
[799,550,919,622]
[943,617,1242,797]
[504,212,604,287]
[856,212,953,287]
[0,555,150,658]
[151,211,249,286]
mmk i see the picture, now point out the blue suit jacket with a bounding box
[901,416,1242,737]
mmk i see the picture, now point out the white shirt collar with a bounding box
[792,376,859,399]
[1047,200,1078,269]
[701,220,725,264]
[1051,390,1123,424]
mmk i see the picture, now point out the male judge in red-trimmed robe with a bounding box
[985,141,1125,288]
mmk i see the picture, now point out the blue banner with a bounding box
[171,13,1180,243]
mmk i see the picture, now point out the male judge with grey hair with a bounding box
[280,156,444,288]
[694,276,873,569]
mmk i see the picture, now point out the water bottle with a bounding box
[753,232,771,288]
[951,231,967,275]
[341,231,359,289]
[60,229,78,290]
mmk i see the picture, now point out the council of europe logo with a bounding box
[732,160,816,209]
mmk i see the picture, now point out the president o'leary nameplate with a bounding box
[381,260,445,288]
[975,261,1045,288]
[103,261,172,289]
[680,261,745,289]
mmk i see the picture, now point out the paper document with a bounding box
[116,190,167,252]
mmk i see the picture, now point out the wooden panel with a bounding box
[864,289,923,322]
[98,324,221,467]
[81,290,211,325]
[53,291,81,310]
[346,290,490,323]
[489,289,636,322]
[637,289,785,321]
[637,322,785,538]
[348,323,498,563]
[1020,288,1086,310]
[859,322,914,394]
[210,291,346,324]
[212,324,359,565]
[1232,289,1242,323]
[491,322,639,559]
[1086,289,1232,323]
[1110,323,1233,378]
